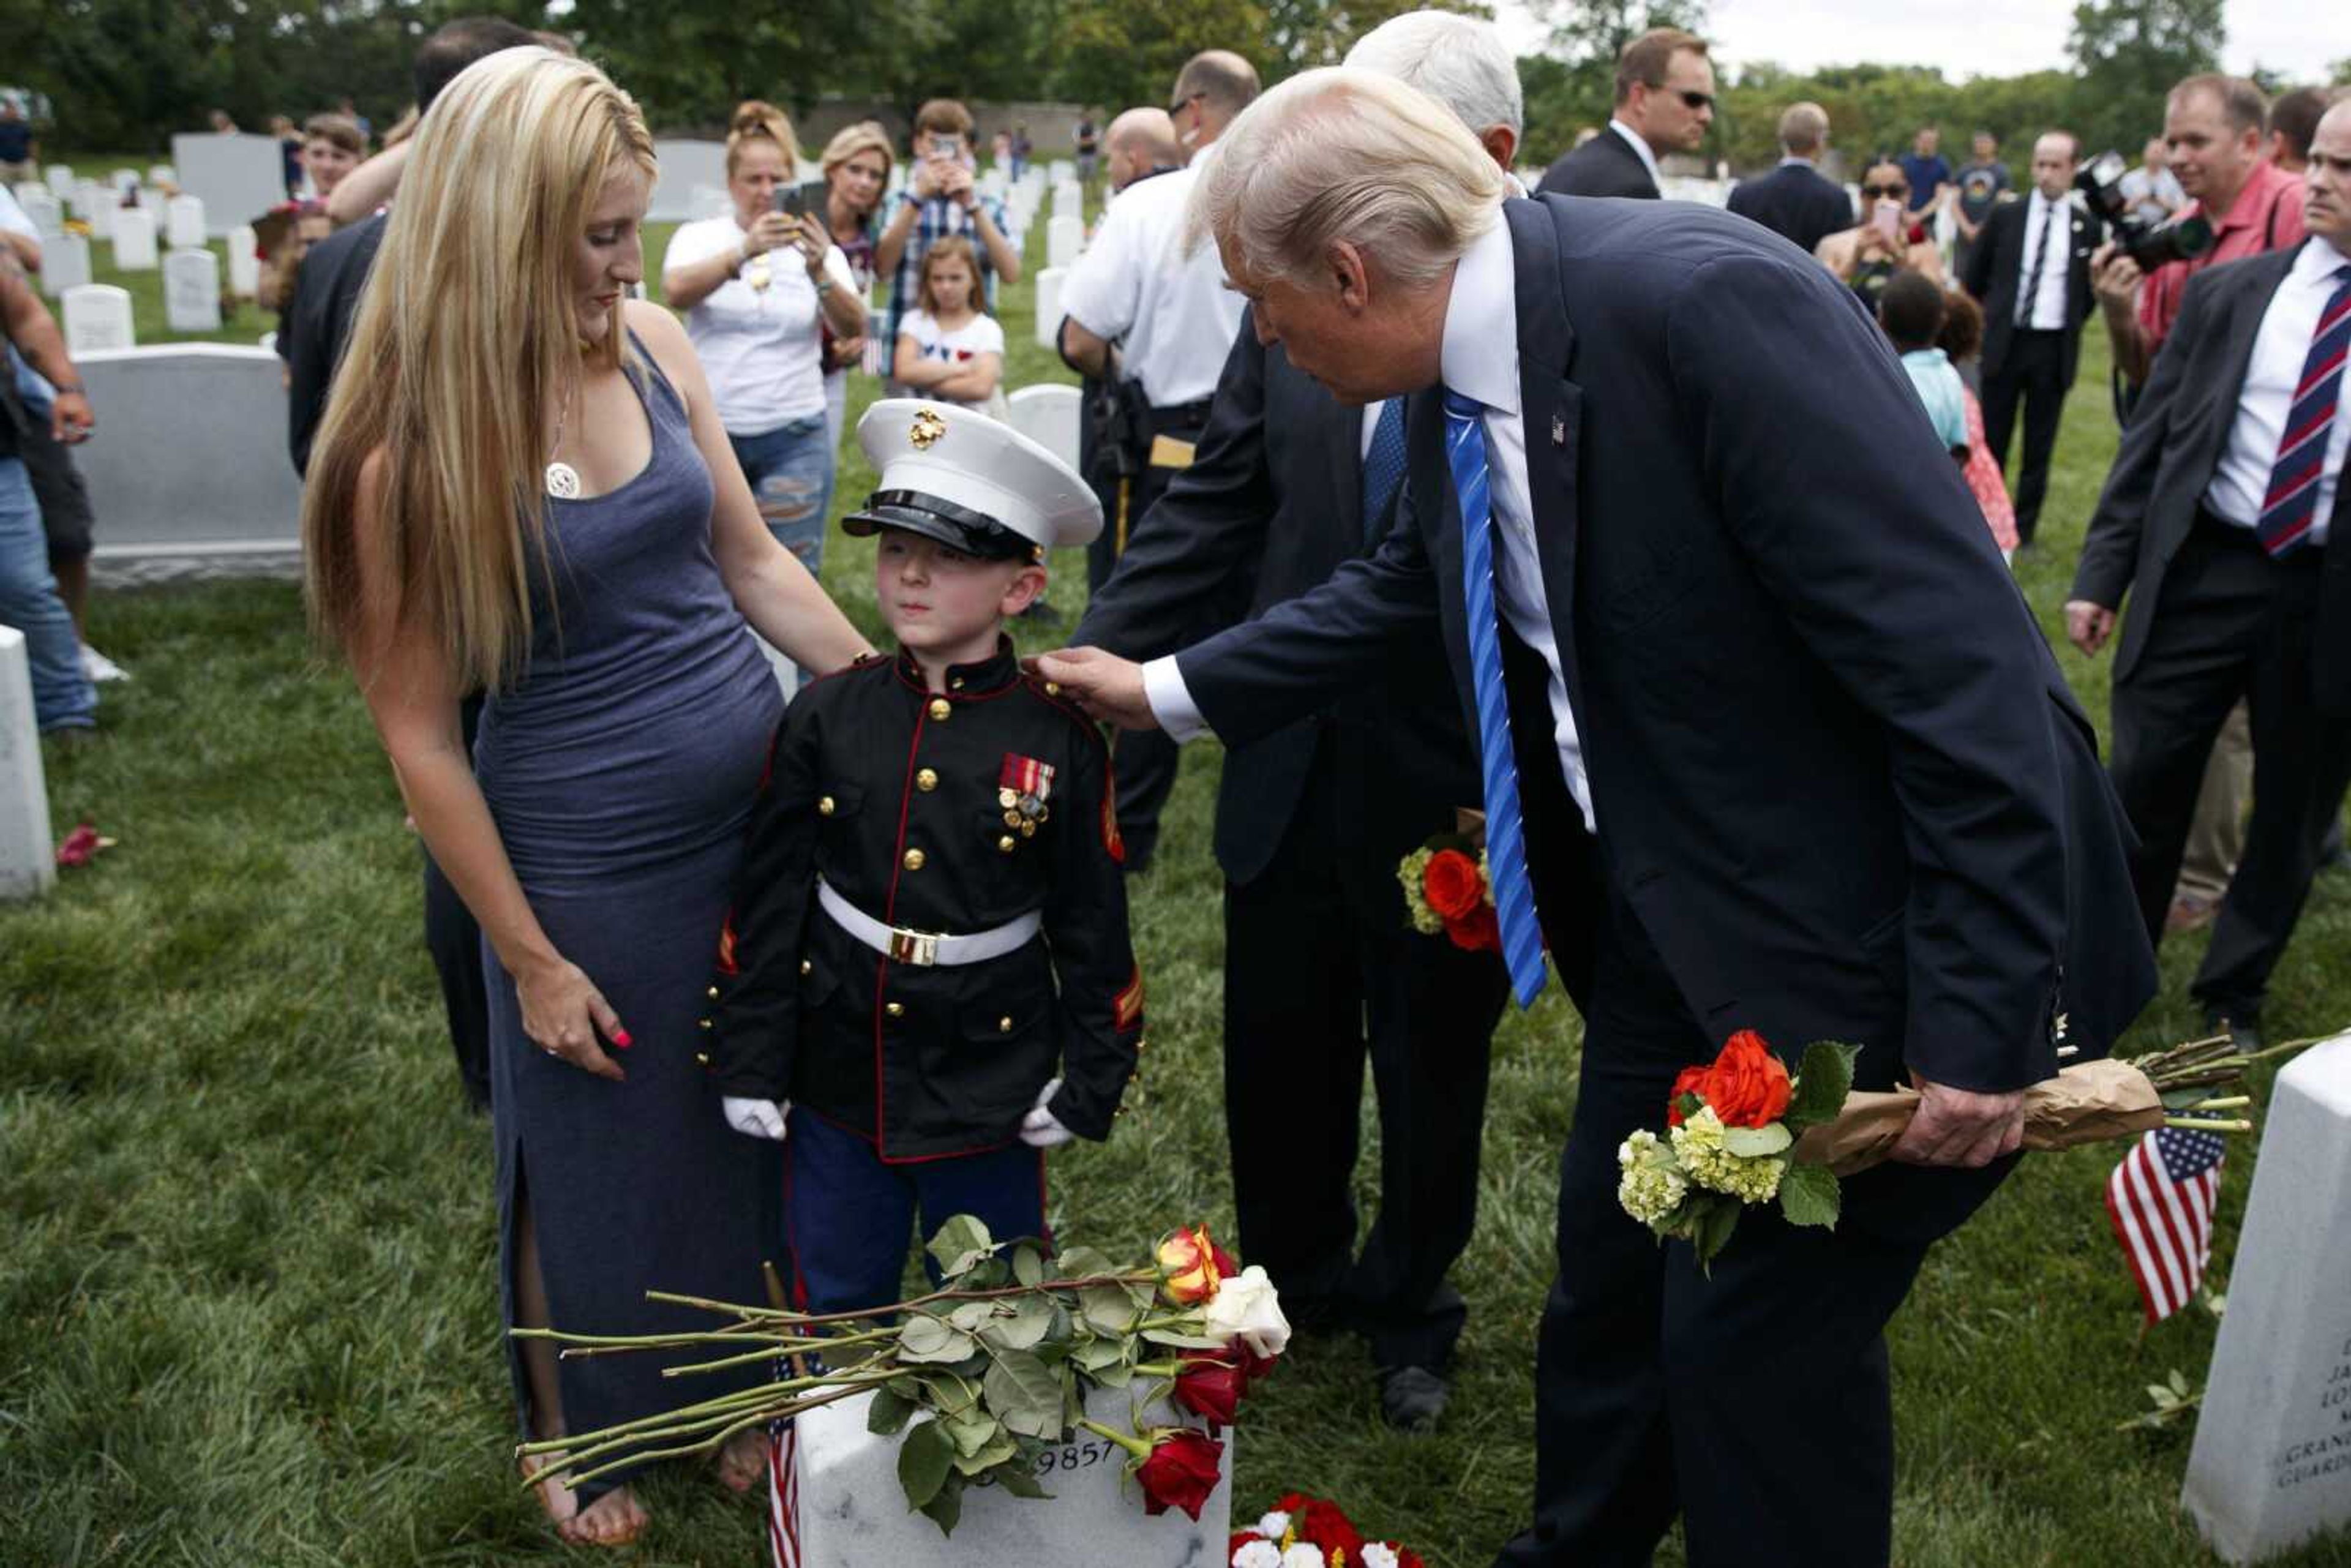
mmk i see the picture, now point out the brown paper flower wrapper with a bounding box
[1789,1057,2167,1177]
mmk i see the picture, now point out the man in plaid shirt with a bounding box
[875,98,1022,369]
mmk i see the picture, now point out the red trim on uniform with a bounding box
[872,701,929,1163]
[715,917,741,976]
[1113,963,1145,1030]
[803,1103,1027,1166]
[1101,765,1125,863]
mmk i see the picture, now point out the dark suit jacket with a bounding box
[1169,197,2153,1232]
[1725,162,1853,258]
[283,211,386,476]
[1537,128,1659,200]
[1075,318,1482,888]
[2073,246,2351,710]
[1960,195,2105,387]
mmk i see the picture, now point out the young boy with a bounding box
[1879,268,1970,465]
[703,400,1144,1314]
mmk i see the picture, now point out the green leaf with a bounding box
[980,1294,1054,1352]
[1691,1195,1742,1271]
[983,1349,1067,1439]
[1721,1122,1792,1158]
[1012,1242,1046,1288]
[898,1418,953,1510]
[898,1314,977,1365]
[1141,1327,1226,1349]
[917,1471,963,1535]
[927,1215,996,1280]
[1787,1040,1862,1128]
[1776,1160,1842,1229]
[1070,1335,1128,1373]
[948,1300,994,1333]
[866,1384,916,1436]
[994,1460,1051,1499]
[943,1402,999,1457]
[1054,1244,1117,1279]
[1078,1284,1137,1337]
[951,1433,1021,1475]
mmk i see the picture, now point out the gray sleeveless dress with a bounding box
[478,337,786,1487]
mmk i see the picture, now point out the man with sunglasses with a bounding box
[1537,27,1712,200]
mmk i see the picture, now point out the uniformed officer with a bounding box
[1056,49,1259,873]
[703,400,1144,1316]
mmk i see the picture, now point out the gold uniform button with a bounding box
[699,1018,713,1030]
[885,1002,906,1018]
[999,1016,1013,1033]
[928,698,952,721]
[1044,681,1061,696]
[998,835,1017,853]
[817,795,836,816]
[916,768,939,792]
[799,958,813,976]
[705,985,719,1000]
[902,847,926,871]
[950,677,966,691]
[695,1051,711,1066]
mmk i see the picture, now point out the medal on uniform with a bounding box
[998,753,1054,829]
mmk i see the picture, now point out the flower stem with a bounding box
[2164,1116,2253,1133]
[1076,1418,1152,1461]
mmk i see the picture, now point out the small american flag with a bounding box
[2104,1127,2227,1325]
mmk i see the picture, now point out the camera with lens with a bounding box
[2075,149,2214,270]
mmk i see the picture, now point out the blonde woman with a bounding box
[662,101,863,582]
[302,49,868,1547]
[816,121,893,449]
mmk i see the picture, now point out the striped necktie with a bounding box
[1444,389,1548,1008]
[1362,397,1408,546]
[2019,196,2057,326]
[2256,263,2351,557]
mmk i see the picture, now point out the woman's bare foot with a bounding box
[561,1484,648,1547]
[715,1428,768,1494]
[520,1452,579,1532]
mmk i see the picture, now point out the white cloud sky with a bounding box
[1493,0,2345,82]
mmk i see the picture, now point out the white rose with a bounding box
[1232,1542,1283,1568]
[1254,1511,1292,1540]
[1281,1547,1325,1568]
[1362,1545,1400,1568]
[1202,1265,1292,1358]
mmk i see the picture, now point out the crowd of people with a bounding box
[4,9,2346,1565]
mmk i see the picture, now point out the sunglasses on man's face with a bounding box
[1671,89,1715,111]
[1860,182,1907,200]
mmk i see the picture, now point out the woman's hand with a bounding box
[742,210,798,261]
[516,953,631,1081]
[792,215,828,277]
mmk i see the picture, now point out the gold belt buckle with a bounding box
[888,926,941,966]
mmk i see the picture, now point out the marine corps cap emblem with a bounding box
[909,407,948,449]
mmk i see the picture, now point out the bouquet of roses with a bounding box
[1397,829,1499,952]
[1620,1027,2293,1270]
[1228,1493,1425,1568]
[514,1217,1288,1534]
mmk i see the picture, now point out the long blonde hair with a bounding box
[302,48,658,692]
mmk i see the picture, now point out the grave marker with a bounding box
[1047,215,1083,270]
[20,187,62,238]
[110,206,157,271]
[0,628,55,902]
[44,164,75,198]
[62,285,135,354]
[1033,266,1067,349]
[227,225,261,297]
[164,248,223,332]
[169,132,284,238]
[39,233,91,299]
[166,193,206,248]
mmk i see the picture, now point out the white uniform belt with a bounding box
[817,877,1041,967]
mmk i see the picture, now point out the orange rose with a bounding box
[1664,1064,1709,1127]
[1156,1224,1224,1306]
[1698,1029,1793,1129]
[1422,849,1484,921]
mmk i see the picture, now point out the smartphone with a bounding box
[1872,200,1902,243]
[773,184,806,221]
[926,133,959,160]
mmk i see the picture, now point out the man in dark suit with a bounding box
[1535,27,1712,200]
[1725,101,1853,257]
[1042,67,2153,1567]
[1962,130,2104,548]
[2067,100,2351,1048]
[1075,8,1522,1433]
[282,13,538,1111]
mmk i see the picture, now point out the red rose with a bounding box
[1699,1029,1793,1129]
[1210,1237,1240,1280]
[1390,1547,1427,1568]
[1445,903,1500,952]
[1173,1354,1248,1427]
[1297,1498,1365,1558]
[1664,1064,1709,1127]
[1277,1491,1308,1514]
[1422,849,1484,921]
[1134,1428,1224,1519]
[1239,1345,1278,1386]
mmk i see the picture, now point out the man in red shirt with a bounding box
[2094,75,2307,386]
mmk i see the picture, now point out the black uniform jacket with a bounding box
[706,642,1144,1161]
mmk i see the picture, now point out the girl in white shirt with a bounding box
[892,236,1006,418]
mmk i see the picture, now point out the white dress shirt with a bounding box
[2202,238,2351,541]
[1057,148,1245,408]
[1146,214,1597,830]
[2015,191,2071,330]
[1608,119,1664,193]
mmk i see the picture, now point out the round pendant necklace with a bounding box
[544,378,581,500]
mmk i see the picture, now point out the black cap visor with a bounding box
[842,489,1040,562]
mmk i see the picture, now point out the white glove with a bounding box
[722,1097,790,1141]
[1019,1078,1074,1149]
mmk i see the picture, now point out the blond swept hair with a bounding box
[302,47,658,692]
[820,121,893,189]
[727,99,798,180]
[1187,67,1503,291]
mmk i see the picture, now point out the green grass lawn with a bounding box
[7,208,2351,1567]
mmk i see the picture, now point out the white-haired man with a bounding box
[1040,67,2153,1566]
[1070,10,1521,1435]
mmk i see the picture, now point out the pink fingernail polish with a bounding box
[612,1029,634,1049]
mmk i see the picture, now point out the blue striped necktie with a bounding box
[1362,397,1409,545]
[2256,263,2351,557]
[1444,389,1548,1008]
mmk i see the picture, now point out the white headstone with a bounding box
[163,247,223,333]
[38,233,91,299]
[166,193,206,249]
[0,628,55,902]
[149,163,177,188]
[44,164,75,198]
[19,187,62,238]
[110,168,140,195]
[227,224,261,297]
[2183,1035,2351,1562]
[110,206,157,271]
[1007,384,1081,472]
[1033,266,1068,350]
[645,138,729,223]
[168,133,284,238]
[1048,159,1074,185]
[1046,216,1084,271]
[784,1386,1231,1568]
[71,181,111,239]
[61,285,135,354]
[1052,181,1081,220]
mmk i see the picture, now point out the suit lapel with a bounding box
[1322,394,1366,555]
[1506,199,1588,721]
[2217,251,2299,414]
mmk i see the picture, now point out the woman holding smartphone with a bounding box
[662,100,864,578]
[1813,156,1945,309]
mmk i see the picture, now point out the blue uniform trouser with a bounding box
[0,455,96,732]
[781,1107,1047,1315]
